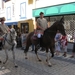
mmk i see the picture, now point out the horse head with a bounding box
[56,16,66,36]
[44,16,66,37]
[10,28,17,40]
[60,16,64,24]
[10,28,16,34]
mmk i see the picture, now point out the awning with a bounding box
[60,4,75,14]
[32,2,75,17]
[5,22,18,26]
[33,9,45,17]
[46,7,59,16]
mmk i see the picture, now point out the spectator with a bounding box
[16,33,21,48]
[70,32,75,58]
[61,35,68,57]
[55,30,62,55]
[21,32,27,50]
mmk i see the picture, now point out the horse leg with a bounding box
[12,48,18,68]
[3,49,8,64]
[24,46,29,59]
[0,60,3,69]
[50,46,54,58]
[46,46,54,67]
[0,60,2,63]
[35,46,41,62]
[46,48,52,67]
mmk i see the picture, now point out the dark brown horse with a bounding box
[24,17,66,66]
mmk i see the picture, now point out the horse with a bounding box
[0,28,18,68]
[24,17,66,67]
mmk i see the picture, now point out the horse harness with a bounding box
[3,32,14,46]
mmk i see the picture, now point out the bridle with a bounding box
[4,31,15,45]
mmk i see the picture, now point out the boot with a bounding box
[63,52,67,57]
[0,41,3,50]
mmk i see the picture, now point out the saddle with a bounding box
[31,35,37,40]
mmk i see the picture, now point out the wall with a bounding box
[0,0,34,32]
[35,0,75,8]
[4,0,34,23]
[0,0,5,18]
[0,0,2,9]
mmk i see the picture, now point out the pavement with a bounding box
[0,47,75,75]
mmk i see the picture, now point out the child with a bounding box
[61,35,68,57]
[55,30,62,55]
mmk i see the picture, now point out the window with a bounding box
[28,0,33,4]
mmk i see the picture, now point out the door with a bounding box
[21,23,29,33]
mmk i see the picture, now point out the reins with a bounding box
[4,31,14,46]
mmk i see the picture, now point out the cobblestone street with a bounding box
[0,48,75,75]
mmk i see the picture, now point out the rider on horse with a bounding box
[36,12,48,34]
[35,12,48,48]
[0,17,10,49]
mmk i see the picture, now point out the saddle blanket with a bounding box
[31,35,37,40]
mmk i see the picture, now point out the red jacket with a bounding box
[61,36,68,46]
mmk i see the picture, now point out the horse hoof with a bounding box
[1,66,5,69]
[15,65,18,68]
[64,55,67,57]
[46,59,48,62]
[48,65,52,67]
[25,57,28,59]
[0,60,2,63]
[3,62,5,64]
[0,66,5,70]
[38,59,42,62]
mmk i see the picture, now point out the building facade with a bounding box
[0,0,35,33]
[33,0,75,42]
[0,0,75,37]
[35,0,75,8]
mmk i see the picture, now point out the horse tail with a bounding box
[24,32,34,53]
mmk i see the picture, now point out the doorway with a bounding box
[21,22,29,33]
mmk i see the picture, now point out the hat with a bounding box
[1,17,6,21]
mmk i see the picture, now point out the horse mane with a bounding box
[44,21,59,35]
[48,21,59,30]
[45,16,64,33]
[44,17,65,37]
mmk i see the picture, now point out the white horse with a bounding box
[0,28,18,68]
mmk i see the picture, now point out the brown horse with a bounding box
[24,17,66,67]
